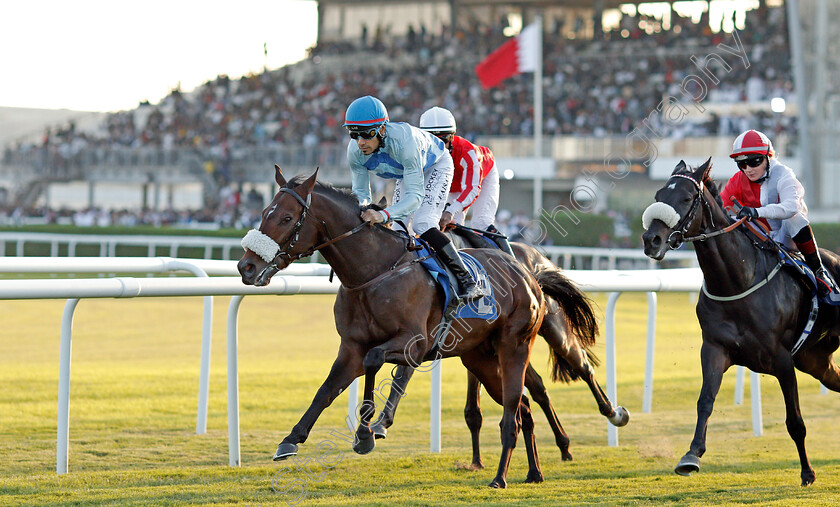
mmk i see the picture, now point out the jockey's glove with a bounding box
[737,206,759,219]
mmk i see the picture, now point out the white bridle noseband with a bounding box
[241,229,281,263]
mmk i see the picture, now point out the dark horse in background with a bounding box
[642,159,840,485]
[238,166,586,487]
[371,226,628,468]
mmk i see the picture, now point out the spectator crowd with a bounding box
[2,3,795,231]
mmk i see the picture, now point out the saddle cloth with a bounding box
[415,240,498,320]
[743,221,840,306]
[780,252,840,306]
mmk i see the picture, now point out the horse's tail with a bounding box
[534,267,600,382]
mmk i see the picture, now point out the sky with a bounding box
[0,0,318,112]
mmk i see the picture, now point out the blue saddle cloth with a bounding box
[778,249,840,306]
[415,241,498,320]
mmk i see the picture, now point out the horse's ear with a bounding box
[672,160,687,174]
[297,167,319,198]
[696,157,713,181]
[275,165,287,187]
[377,196,387,207]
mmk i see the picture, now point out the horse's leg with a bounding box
[775,353,815,486]
[675,342,729,475]
[540,313,629,427]
[460,351,541,485]
[353,348,387,455]
[491,340,535,489]
[370,365,416,439]
[464,371,484,470]
[518,394,544,483]
[523,363,573,460]
[275,344,363,460]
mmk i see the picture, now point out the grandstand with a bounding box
[2,0,838,229]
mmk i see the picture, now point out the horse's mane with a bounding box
[286,175,361,211]
[671,164,724,208]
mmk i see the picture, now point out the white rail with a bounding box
[0,231,245,259]
[0,274,341,474]
[2,263,768,473]
[0,256,330,438]
[1,232,696,269]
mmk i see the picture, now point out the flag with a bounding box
[474,22,539,89]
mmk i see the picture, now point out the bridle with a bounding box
[263,187,367,267]
[664,173,747,250]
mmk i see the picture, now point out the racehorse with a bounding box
[641,159,840,486]
[371,227,628,468]
[238,166,575,488]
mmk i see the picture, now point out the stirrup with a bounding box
[458,283,486,302]
[815,268,839,296]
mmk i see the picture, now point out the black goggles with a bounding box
[736,156,765,169]
[348,127,379,140]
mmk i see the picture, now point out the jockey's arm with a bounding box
[383,145,424,220]
[349,163,373,206]
[449,149,482,216]
[348,141,373,206]
[758,170,805,220]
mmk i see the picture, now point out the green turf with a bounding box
[1,293,839,505]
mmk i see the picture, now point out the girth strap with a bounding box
[701,261,784,301]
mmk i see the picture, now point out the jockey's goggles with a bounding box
[347,127,379,140]
[736,155,765,170]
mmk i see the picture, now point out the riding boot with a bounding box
[801,249,839,298]
[486,224,515,257]
[437,242,486,302]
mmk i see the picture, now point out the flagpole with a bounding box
[533,16,544,219]
[533,16,543,159]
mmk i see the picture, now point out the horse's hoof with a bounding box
[524,471,544,483]
[353,432,376,455]
[273,442,298,461]
[674,453,700,476]
[469,461,485,471]
[609,406,630,427]
[488,478,507,489]
[371,422,387,439]
[561,451,574,461]
[801,469,816,487]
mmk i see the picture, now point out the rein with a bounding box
[244,187,430,290]
[664,173,747,248]
[245,187,368,270]
[341,249,431,292]
[669,174,787,301]
[683,217,748,243]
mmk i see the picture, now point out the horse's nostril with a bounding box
[238,260,255,277]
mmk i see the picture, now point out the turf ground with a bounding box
[1,292,839,505]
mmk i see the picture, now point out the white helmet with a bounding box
[419,107,456,135]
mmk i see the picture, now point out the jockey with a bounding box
[720,129,839,298]
[418,106,514,256]
[344,95,485,302]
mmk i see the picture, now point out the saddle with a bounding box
[742,220,840,306]
[413,238,498,320]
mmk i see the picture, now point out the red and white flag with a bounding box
[474,22,539,89]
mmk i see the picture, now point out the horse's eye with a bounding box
[281,216,292,223]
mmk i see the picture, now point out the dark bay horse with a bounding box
[238,167,576,488]
[372,228,628,468]
[642,159,840,485]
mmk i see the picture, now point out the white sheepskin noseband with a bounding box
[241,229,281,263]
[642,202,680,230]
